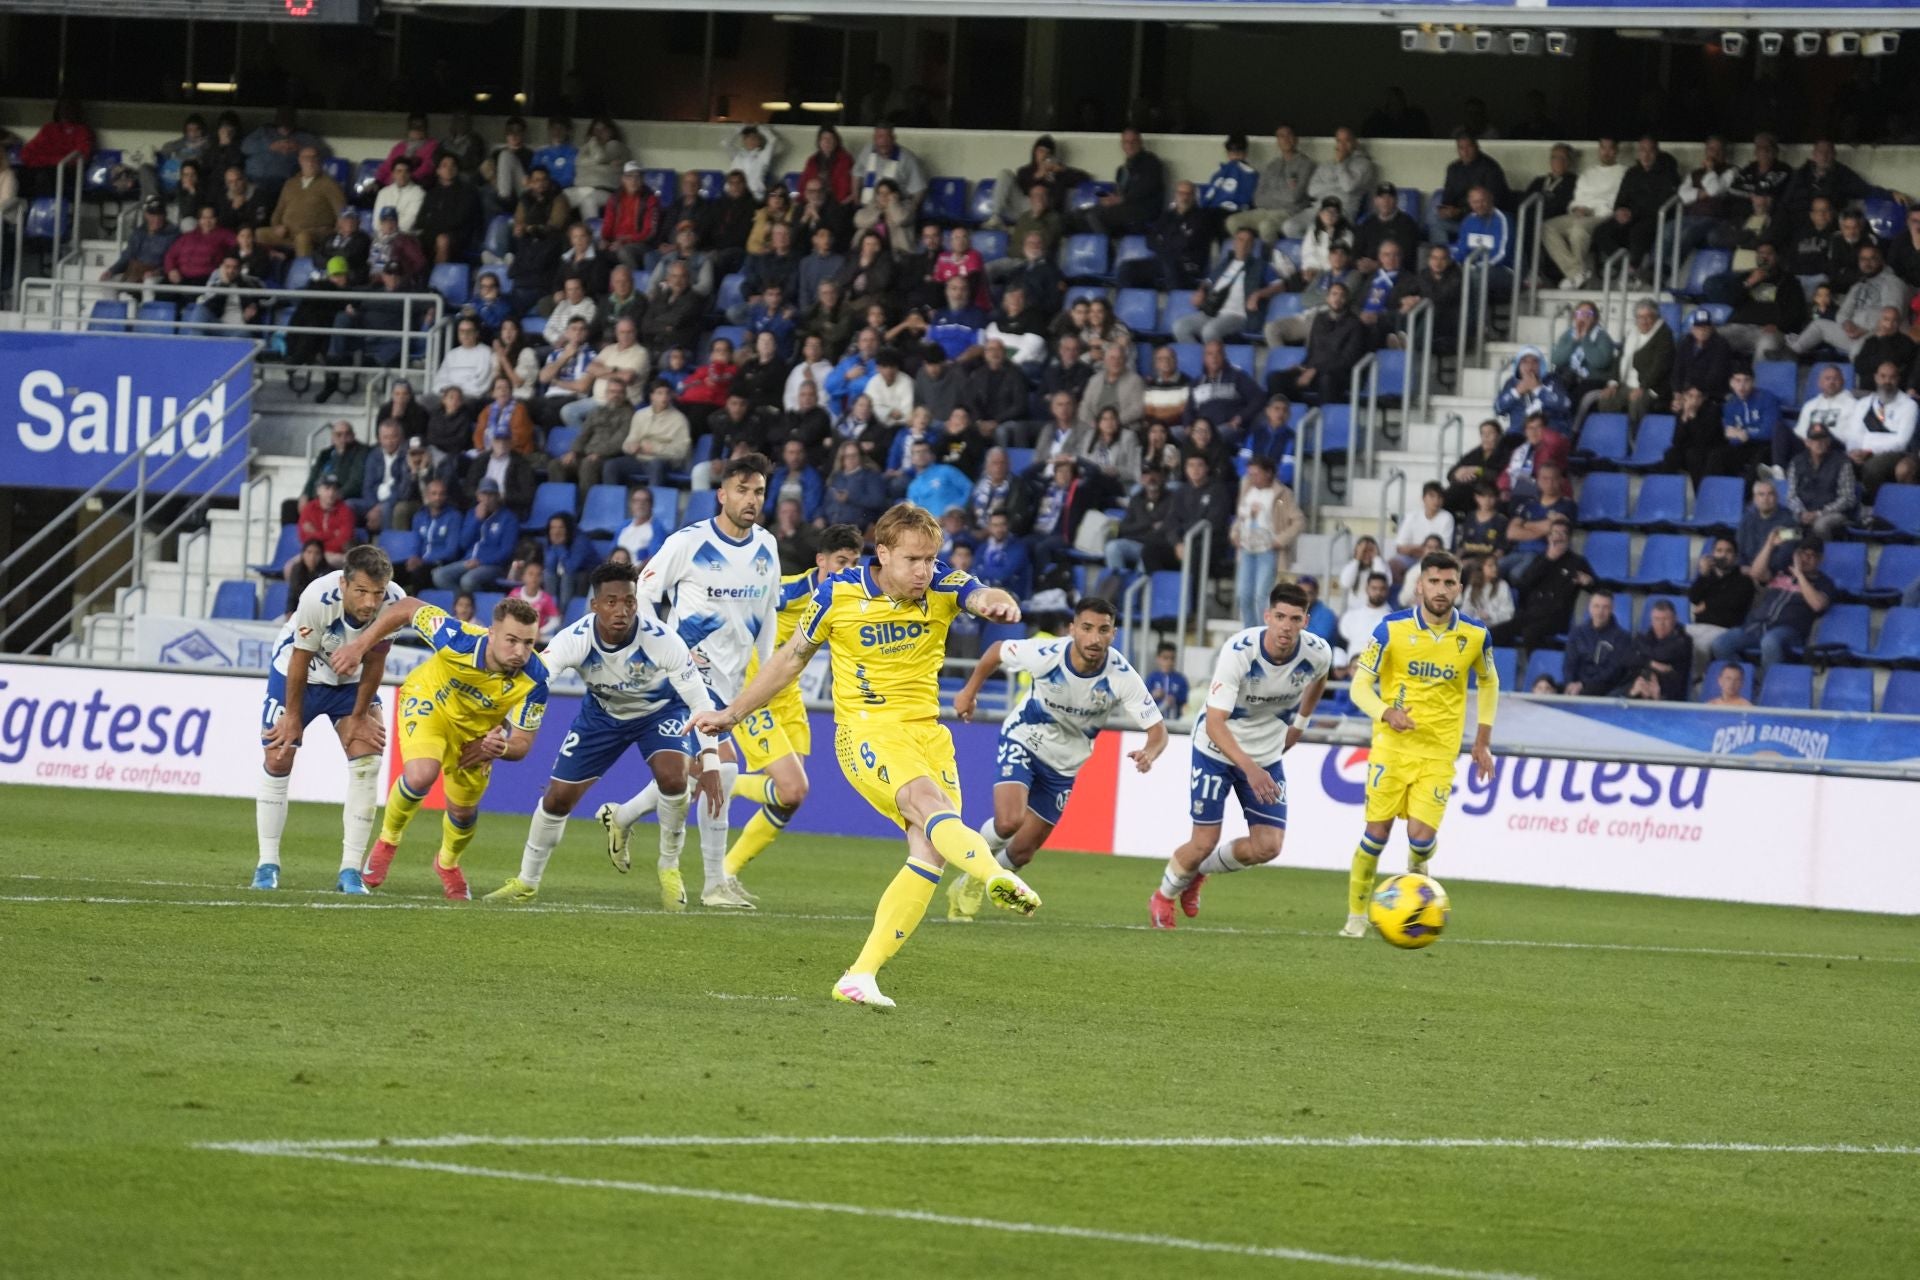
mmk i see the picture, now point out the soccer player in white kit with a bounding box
[484,561,725,903]
[1149,580,1330,929]
[949,596,1168,920]
[602,454,780,909]
[253,544,406,893]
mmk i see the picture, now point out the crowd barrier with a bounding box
[3,659,1914,914]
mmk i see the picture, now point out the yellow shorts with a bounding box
[397,694,495,809]
[834,721,961,829]
[1364,754,1457,830]
[732,685,812,772]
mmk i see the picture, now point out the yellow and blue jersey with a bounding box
[799,561,978,725]
[1353,607,1495,764]
[399,606,550,740]
[744,570,823,684]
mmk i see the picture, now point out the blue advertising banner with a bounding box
[1,332,255,497]
[1491,695,1920,773]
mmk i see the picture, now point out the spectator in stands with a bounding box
[1786,362,1855,470]
[1442,419,1512,517]
[1078,128,1167,238]
[284,539,328,607]
[820,439,887,531]
[1199,132,1259,227]
[1098,467,1173,592]
[367,207,426,288]
[1782,138,1887,234]
[1294,573,1340,646]
[439,113,485,179]
[1175,228,1282,344]
[1230,455,1303,627]
[542,224,608,316]
[1452,185,1512,289]
[1391,482,1456,576]
[563,117,628,219]
[434,479,521,591]
[451,591,480,621]
[1714,530,1834,672]
[399,435,456,523]
[730,328,787,411]
[1354,239,1411,347]
[1457,480,1508,559]
[1146,643,1189,719]
[706,169,759,274]
[474,374,537,456]
[373,157,424,237]
[1736,476,1794,566]
[1334,535,1390,601]
[1004,134,1090,216]
[836,229,898,317]
[973,508,1034,600]
[1273,281,1366,403]
[101,198,180,285]
[1685,534,1756,677]
[1702,366,1776,480]
[640,261,702,356]
[964,339,1031,442]
[539,512,598,611]
[765,439,823,524]
[166,160,210,229]
[1291,126,1374,235]
[601,164,661,272]
[487,317,538,402]
[610,488,662,564]
[676,335,740,416]
[621,379,690,486]
[295,422,369,523]
[462,420,536,520]
[1182,340,1263,436]
[1460,553,1514,627]
[1165,452,1234,575]
[1122,179,1213,293]
[1662,384,1724,486]
[1672,134,1738,257]
[794,175,853,253]
[801,125,854,204]
[1887,205,1920,287]
[1492,518,1591,649]
[213,163,271,235]
[903,437,971,520]
[771,500,818,573]
[528,314,593,426]
[1839,360,1916,497]
[1703,662,1751,706]
[1226,124,1313,246]
[352,417,415,536]
[852,347,908,428]
[1549,301,1617,405]
[316,208,370,285]
[1854,307,1914,388]
[1076,405,1145,501]
[241,107,320,199]
[401,479,463,592]
[1265,243,1361,345]
[1500,462,1575,580]
[966,446,1021,531]
[1674,309,1735,401]
[160,204,235,287]
[511,166,572,278]
[1299,198,1356,282]
[1353,183,1419,278]
[1788,243,1909,358]
[193,253,265,334]
[1239,395,1295,473]
[1028,452,1098,579]
[288,473,354,583]
[1495,347,1572,438]
[1136,345,1191,437]
[798,227,849,316]
[1784,197,1840,283]
[508,562,563,640]
[1335,574,1394,675]
[795,282,853,367]
[1562,591,1635,696]
[429,316,494,402]
[254,146,346,265]
[372,113,438,192]
[1080,346,1146,433]
[736,221,802,323]
[481,116,533,210]
[550,379,636,492]
[934,226,991,311]
[1524,144,1579,242]
[419,153,481,266]
[424,385,475,465]
[1179,418,1235,484]
[853,123,928,213]
[1785,423,1860,540]
[1427,132,1508,247]
[1707,210,1796,352]
[1591,136,1680,283]
[1577,298,1672,430]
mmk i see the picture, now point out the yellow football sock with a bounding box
[925,811,996,882]
[1408,834,1436,874]
[849,857,941,976]
[730,772,776,803]
[379,776,426,845]
[437,811,478,869]
[1349,833,1386,915]
[723,808,787,877]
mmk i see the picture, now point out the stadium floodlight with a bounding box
[1864,32,1900,57]
[1720,32,1747,57]
[1793,32,1823,56]
[1827,31,1861,56]
[1544,30,1576,57]
[1757,31,1784,56]
[1509,31,1535,56]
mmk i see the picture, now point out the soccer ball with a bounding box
[1368,873,1450,949]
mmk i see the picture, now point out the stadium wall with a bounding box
[3,660,1914,914]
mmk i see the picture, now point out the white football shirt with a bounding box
[639,518,781,701]
[540,611,715,733]
[997,637,1162,773]
[271,571,407,687]
[1196,627,1332,767]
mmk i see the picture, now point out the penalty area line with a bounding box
[208,1146,1541,1280]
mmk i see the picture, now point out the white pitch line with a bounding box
[704,991,799,1003]
[4,885,1913,967]
[197,1133,1920,1158]
[210,1146,1542,1280]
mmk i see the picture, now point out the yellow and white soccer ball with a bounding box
[1368,873,1450,949]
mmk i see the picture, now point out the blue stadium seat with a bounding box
[1316,404,1353,456]
[135,301,178,335]
[1753,360,1799,412]
[1490,647,1518,690]
[1823,540,1869,601]
[683,490,719,526]
[1862,196,1902,241]
[1522,648,1566,690]
[531,482,579,530]
[650,485,683,524]
[1622,474,1689,530]
[1275,238,1304,266]
[1264,346,1305,381]
[578,484,627,535]
[1067,181,1112,213]
[321,156,352,189]
[378,530,423,563]
[1623,415,1676,472]
[1858,484,1920,542]
[1374,347,1409,406]
[1698,660,1740,702]
[981,621,1026,648]
[1004,447,1035,474]
[482,215,513,260]
[1864,607,1920,667]
[1115,288,1159,334]
[1133,343,1157,377]
[24,197,69,243]
[1758,664,1813,709]
[350,158,382,205]
[714,273,748,317]
[1265,292,1305,323]
[1575,473,1629,528]
[1224,344,1257,379]
[690,169,724,201]
[210,580,257,620]
[87,299,130,333]
[1677,249,1731,299]
[1684,475,1743,532]
[473,591,507,620]
[1161,290,1199,335]
[564,596,590,626]
[533,145,579,189]
[476,263,510,293]
[1865,543,1920,603]
[261,581,289,619]
[180,302,217,337]
[1396,190,1423,222]
[1657,302,1685,337]
[972,229,1009,262]
[284,257,318,293]
[1582,531,1632,585]
[1113,235,1152,273]
[82,149,123,194]
[1170,342,1205,380]
[1573,413,1629,470]
[967,178,998,225]
[1820,667,1876,713]
[922,177,970,224]
[253,524,304,576]
[1621,534,1692,591]
[544,427,579,458]
[1061,234,1110,282]
[1883,670,1920,714]
[429,263,470,307]
[641,168,676,198]
[1808,604,1870,661]
[710,324,749,352]
[1147,570,1185,626]
[419,589,456,613]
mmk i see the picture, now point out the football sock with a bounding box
[1198,840,1249,876]
[380,776,427,845]
[615,780,660,830]
[256,769,290,866]
[730,772,774,802]
[340,754,381,871]
[519,803,569,886]
[655,786,689,870]
[1408,834,1436,874]
[925,811,996,882]
[1349,832,1387,916]
[848,856,941,976]
[723,808,789,876]
[1159,862,1196,899]
[438,810,477,869]
[977,814,1011,854]
[697,763,738,887]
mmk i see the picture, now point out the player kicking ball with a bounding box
[1150,582,1331,929]
[254,544,406,892]
[327,597,549,899]
[713,523,864,900]
[691,504,1038,1009]
[948,596,1167,920]
[1342,550,1498,938]
[484,562,724,904]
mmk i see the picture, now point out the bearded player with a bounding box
[1342,549,1498,938]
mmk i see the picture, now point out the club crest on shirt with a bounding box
[1456,634,1469,653]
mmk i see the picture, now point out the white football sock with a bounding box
[519,803,569,886]
[655,786,689,870]
[994,849,1018,873]
[1158,861,1195,898]
[614,780,660,829]
[698,763,738,887]
[341,755,381,871]
[978,814,1010,854]
[1197,841,1248,876]
[256,769,290,866]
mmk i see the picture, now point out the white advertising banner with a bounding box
[1107,734,1920,915]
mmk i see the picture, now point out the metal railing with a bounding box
[1376,468,1407,550]
[1349,352,1382,479]
[1598,248,1632,337]
[1508,190,1545,323]
[51,150,86,276]
[1434,412,1466,486]
[1650,193,1685,296]
[1402,297,1434,419]
[1300,405,1327,525]
[1119,572,1152,670]
[1454,248,1492,369]
[1174,518,1213,653]
[0,347,259,656]
[2,202,22,310]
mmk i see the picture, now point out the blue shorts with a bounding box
[261,667,376,744]
[1189,747,1288,830]
[993,733,1076,826]
[550,695,695,784]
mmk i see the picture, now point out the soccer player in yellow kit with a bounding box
[328,596,549,899]
[721,523,864,894]
[692,504,1040,1009]
[1344,550,1498,938]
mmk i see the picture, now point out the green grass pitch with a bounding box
[5,784,1916,1278]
